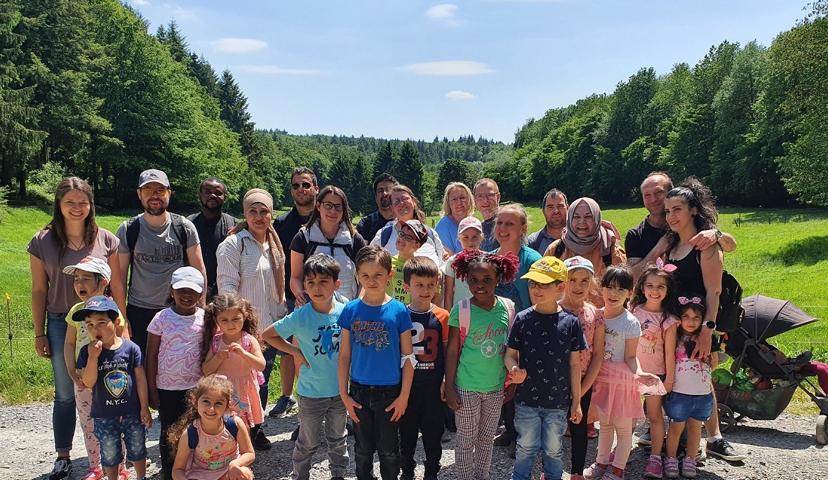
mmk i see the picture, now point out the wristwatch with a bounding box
[714,229,723,241]
[704,320,717,330]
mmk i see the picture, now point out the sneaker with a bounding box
[290,425,300,442]
[81,466,104,480]
[663,457,679,479]
[117,465,130,480]
[493,430,513,446]
[644,454,663,478]
[680,457,697,478]
[254,428,272,451]
[583,462,608,480]
[705,438,746,461]
[441,429,452,443]
[587,422,599,439]
[48,458,72,480]
[638,430,653,446]
[399,472,415,480]
[269,395,297,417]
[600,466,624,480]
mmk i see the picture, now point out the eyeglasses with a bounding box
[392,196,412,206]
[398,231,419,242]
[475,192,498,200]
[528,280,554,289]
[292,181,313,190]
[140,186,169,196]
[320,201,344,212]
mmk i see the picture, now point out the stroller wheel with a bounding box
[718,404,736,433]
[816,415,828,445]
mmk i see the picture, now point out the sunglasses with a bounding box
[291,181,313,190]
[528,280,554,289]
[320,201,344,212]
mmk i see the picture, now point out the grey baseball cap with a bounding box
[171,266,204,293]
[138,169,170,188]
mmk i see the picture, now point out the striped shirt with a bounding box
[216,229,286,331]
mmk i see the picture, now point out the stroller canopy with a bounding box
[740,294,818,342]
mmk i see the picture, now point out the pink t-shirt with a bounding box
[565,303,605,376]
[146,307,205,390]
[633,306,679,375]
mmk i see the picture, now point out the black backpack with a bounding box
[301,228,359,262]
[716,271,744,333]
[125,213,190,285]
[187,416,238,449]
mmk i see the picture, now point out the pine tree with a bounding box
[156,20,191,67]
[217,70,260,162]
[373,142,395,179]
[393,141,424,198]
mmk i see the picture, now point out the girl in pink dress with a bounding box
[630,260,680,478]
[202,294,266,439]
[169,375,255,480]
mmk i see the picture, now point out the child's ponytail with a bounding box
[451,249,519,283]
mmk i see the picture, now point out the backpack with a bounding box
[457,296,517,387]
[125,213,190,285]
[552,240,612,267]
[717,271,743,333]
[187,416,238,449]
[300,227,358,262]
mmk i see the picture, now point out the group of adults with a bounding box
[30,165,744,480]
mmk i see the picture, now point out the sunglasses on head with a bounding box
[292,181,313,190]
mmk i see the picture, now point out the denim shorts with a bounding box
[93,415,147,467]
[664,392,713,422]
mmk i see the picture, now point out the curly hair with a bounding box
[666,176,718,249]
[630,263,678,319]
[451,249,520,284]
[201,293,259,363]
[166,374,235,461]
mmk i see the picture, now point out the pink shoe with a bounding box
[584,462,608,480]
[81,466,104,480]
[644,454,663,479]
[117,465,130,480]
[587,422,599,438]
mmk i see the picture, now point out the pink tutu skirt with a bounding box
[590,361,645,421]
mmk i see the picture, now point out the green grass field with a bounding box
[2,205,827,412]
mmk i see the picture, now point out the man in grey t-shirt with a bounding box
[116,169,206,356]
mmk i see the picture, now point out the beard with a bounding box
[144,199,168,216]
[201,199,222,214]
[380,197,392,209]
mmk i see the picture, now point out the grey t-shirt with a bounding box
[117,214,200,309]
[603,310,642,363]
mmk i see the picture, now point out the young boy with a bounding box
[338,245,415,480]
[62,257,129,480]
[388,220,428,304]
[262,253,349,480]
[505,257,587,480]
[399,256,449,480]
[75,296,151,480]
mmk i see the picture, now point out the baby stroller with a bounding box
[714,294,828,444]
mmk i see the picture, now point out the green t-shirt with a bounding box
[65,301,125,361]
[449,297,509,392]
[387,255,411,305]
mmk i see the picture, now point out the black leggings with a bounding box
[569,388,593,475]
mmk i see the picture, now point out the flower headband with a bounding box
[678,296,703,305]
[656,257,677,273]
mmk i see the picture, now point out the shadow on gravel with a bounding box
[727,425,821,450]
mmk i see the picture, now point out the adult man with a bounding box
[270,166,319,417]
[356,173,399,243]
[116,169,206,356]
[473,178,501,252]
[187,178,237,300]
[526,189,567,255]
[625,171,744,462]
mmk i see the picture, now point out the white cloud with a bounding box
[400,61,493,76]
[132,0,150,6]
[445,90,476,101]
[213,38,268,54]
[426,4,458,19]
[238,65,328,76]
[163,3,200,23]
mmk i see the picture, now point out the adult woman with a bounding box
[216,188,287,450]
[434,182,475,255]
[289,185,366,305]
[493,203,542,312]
[543,197,626,305]
[370,184,445,267]
[28,177,125,480]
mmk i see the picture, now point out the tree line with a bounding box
[1,0,826,216]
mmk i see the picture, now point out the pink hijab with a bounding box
[561,197,616,257]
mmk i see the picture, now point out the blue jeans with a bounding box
[93,415,147,468]
[512,403,567,480]
[47,313,76,454]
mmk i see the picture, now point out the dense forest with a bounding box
[1,0,826,215]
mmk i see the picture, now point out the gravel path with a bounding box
[1,404,826,479]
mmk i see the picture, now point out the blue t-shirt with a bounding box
[507,307,587,410]
[435,216,462,254]
[76,339,143,418]
[273,300,345,398]
[495,245,542,311]
[338,298,413,386]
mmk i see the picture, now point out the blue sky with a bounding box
[128,1,806,143]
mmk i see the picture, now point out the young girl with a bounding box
[146,266,206,480]
[202,294,266,440]
[445,249,519,480]
[169,374,255,480]
[560,256,605,480]
[664,296,717,479]
[586,266,656,480]
[443,216,485,308]
[631,261,679,479]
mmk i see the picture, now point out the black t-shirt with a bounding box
[408,306,449,385]
[274,208,310,301]
[624,217,669,260]
[356,210,394,245]
[507,308,586,410]
[187,212,237,296]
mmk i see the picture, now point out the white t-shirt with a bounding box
[673,334,713,395]
[602,310,642,363]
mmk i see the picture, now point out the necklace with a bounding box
[67,236,85,250]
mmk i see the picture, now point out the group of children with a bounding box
[63,213,718,480]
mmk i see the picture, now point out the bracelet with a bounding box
[35,334,47,338]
